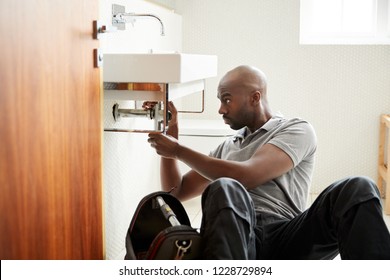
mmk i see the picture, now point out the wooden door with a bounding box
[0,0,103,259]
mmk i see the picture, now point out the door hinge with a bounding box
[94,48,103,68]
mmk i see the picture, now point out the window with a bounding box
[300,0,390,44]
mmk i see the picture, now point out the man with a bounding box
[147,65,390,259]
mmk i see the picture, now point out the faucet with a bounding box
[113,12,165,36]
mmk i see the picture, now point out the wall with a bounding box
[175,0,390,193]
[99,0,181,259]
[148,0,176,10]
[101,0,390,259]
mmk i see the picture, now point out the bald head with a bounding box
[217,66,272,131]
[219,65,268,96]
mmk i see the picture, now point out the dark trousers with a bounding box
[200,176,390,259]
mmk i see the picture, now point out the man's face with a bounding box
[217,81,252,131]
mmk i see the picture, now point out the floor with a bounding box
[182,196,203,229]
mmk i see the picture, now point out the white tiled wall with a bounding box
[99,0,181,53]
[102,0,390,259]
[175,0,390,194]
[100,0,182,259]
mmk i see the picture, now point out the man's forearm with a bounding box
[175,144,237,183]
[161,119,181,192]
[160,157,182,192]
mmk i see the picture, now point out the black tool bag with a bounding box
[124,191,202,260]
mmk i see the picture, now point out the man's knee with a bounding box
[323,176,381,218]
[201,177,254,218]
[205,177,246,195]
[338,176,380,199]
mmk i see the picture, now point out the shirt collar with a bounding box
[261,115,283,132]
[232,115,283,142]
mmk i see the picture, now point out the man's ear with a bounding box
[251,90,261,105]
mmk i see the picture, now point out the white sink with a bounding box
[103,53,218,83]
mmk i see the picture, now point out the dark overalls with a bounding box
[200,176,390,259]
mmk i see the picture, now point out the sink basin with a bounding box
[103,53,218,83]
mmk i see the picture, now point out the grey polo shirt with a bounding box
[209,116,317,223]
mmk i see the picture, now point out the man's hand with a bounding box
[148,133,180,159]
[142,101,178,136]
[165,101,178,137]
[142,101,158,110]
[146,101,180,157]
